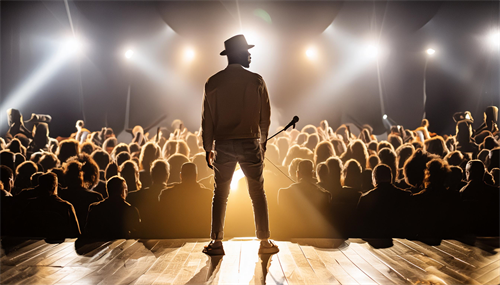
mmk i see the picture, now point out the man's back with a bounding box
[203,64,270,144]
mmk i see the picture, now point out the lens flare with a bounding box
[426,48,436,55]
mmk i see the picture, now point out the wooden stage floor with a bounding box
[1,237,499,285]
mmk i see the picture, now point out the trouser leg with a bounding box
[211,143,237,240]
[238,140,271,239]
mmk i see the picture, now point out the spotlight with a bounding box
[488,31,500,48]
[125,49,134,59]
[365,44,379,58]
[383,114,388,120]
[64,37,83,54]
[184,48,195,61]
[306,48,317,60]
[426,48,436,55]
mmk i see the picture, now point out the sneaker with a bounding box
[202,241,225,256]
[258,240,279,255]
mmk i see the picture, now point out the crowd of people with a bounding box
[0,106,498,242]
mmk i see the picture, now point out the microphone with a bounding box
[284,116,300,131]
[265,116,300,143]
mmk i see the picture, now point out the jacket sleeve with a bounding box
[201,82,214,152]
[259,78,271,143]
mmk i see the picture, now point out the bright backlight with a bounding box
[184,48,195,61]
[306,48,317,60]
[125,49,134,59]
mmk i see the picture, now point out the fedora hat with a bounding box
[220,34,254,56]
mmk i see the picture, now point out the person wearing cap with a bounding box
[201,34,278,255]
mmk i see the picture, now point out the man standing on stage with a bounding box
[201,34,279,255]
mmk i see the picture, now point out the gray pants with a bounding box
[211,139,271,240]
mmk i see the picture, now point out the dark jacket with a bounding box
[84,197,141,239]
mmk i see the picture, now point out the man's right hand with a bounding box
[206,151,214,169]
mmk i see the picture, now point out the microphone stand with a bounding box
[262,116,300,183]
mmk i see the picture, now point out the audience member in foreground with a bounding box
[17,173,80,239]
[159,162,212,238]
[85,176,141,239]
[277,159,332,238]
[356,164,412,238]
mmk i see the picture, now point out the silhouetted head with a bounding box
[191,153,211,180]
[297,159,314,182]
[0,150,16,172]
[64,161,84,187]
[444,151,465,167]
[342,159,362,188]
[403,149,433,187]
[15,161,38,188]
[378,148,397,181]
[484,106,498,126]
[314,141,335,166]
[466,160,485,181]
[372,164,392,186]
[57,139,79,164]
[367,154,379,170]
[150,159,169,185]
[221,35,254,68]
[0,166,14,193]
[180,162,198,183]
[106,176,127,200]
[424,159,450,188]
[120,160,141,191]
[491,168,500,187]
[105,163,119,181]
[167,154,190,184]
[39,172,58,195]
[91,150,111,172]
[140,142,161,172]
[116,152,131,167]
[316,162,329,183]
[80,141,95,155]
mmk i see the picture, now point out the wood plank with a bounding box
[16,242,73,267]
[53,267,94,285]
[286,243,324,285]
[1,241,56,266]
[393,240,479,284]
[358,242,430,284]
[66,239,127,267]
[133,240,186,285]
[340,244,396,285]
[348,243,411,284]
[274,241,305,285]
[238,240,260,284]
[314,247,359,285]
[211,241,240,285]
[172,242,208,285]
[98,240,159,285]
[8,267,59,285]
[153,241,197,285]
[13,267,66,285]
[71,240,142,284]
[328,247,376,285]
[299,245,340,285]
[265,253,288,285]
[0,239,43,259]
